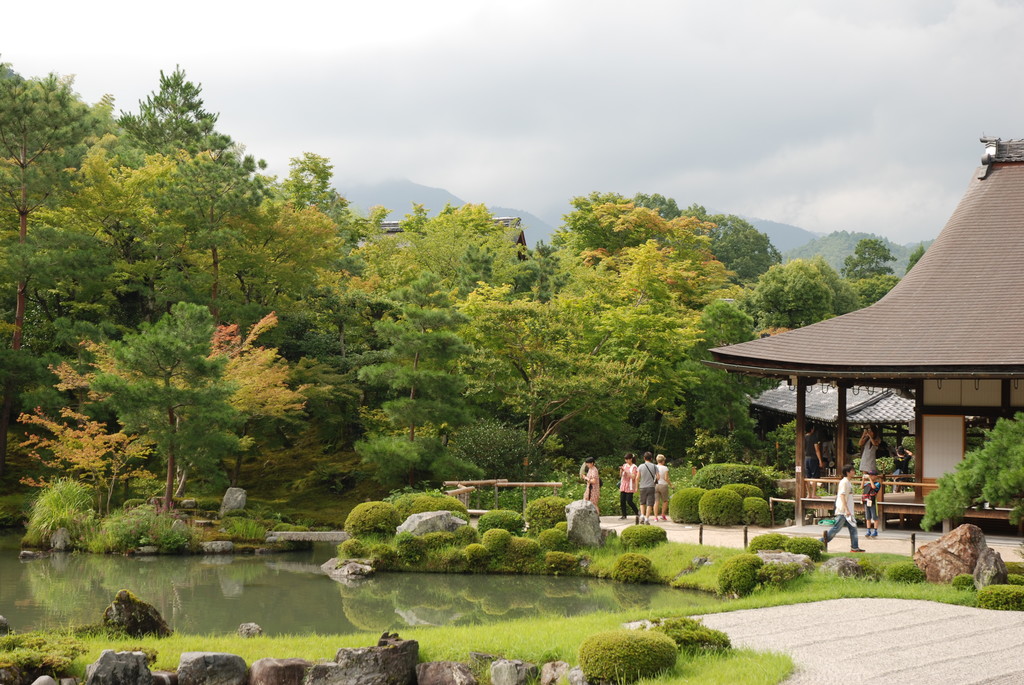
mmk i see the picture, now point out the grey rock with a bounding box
[134,546,160,556]
[692,556,711,567]
[200,541,235,554]
[320,558,374,582]
[567,666,588,685]
[150,672,177,685]
[306,634,417,685]
[31,677,58,685]
[467,653,501,667]
[490,659,538,685]
[219,488,247,517]
[177,653,247,685]
[395,511,467,536]
[756,550,814,572]
[415,662,477,685]
[60,678,79,685]
[565,500,602,547]
[102,590,172,638]
[51,527,71,552]
[85,650,153,685]
[820,557,863,578]
[974,547,1008,589]
[621,619,657,630]
[249,659,310,685]
[237,622,262,638]
[178,500,197,509]
[19,550,47,560]
[0,615,8,636]
[540,661,570,685]
[0,667,21,685]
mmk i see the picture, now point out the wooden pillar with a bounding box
[836,381,849,476]
[914,380,924,500]
[795,377,807,524]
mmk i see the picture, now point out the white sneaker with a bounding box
[641,516,648,524]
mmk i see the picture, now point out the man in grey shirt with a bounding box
[636,452,659,524]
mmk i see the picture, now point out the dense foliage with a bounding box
[577,630,678,684]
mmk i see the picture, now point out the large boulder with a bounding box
[566,667,588,685]
[200,541,235,554]
[219,488,247,517]
[177,653,247,685]
[490,660,537,685]
[539,661,570,685]
[50,528,71,552]
[974,547,1008,589]
[914,523,988,583]
[85,650,153,685]
[237,622,262,638]
[102,590,172,638]
[819,557,863,578]
[415,662,477,685]
[565,501,602,548]
[395,511,467,536]
[0,615,8,636]
[755,550,814,573]
[249,659,311,685]
[0,667,21,685]
[306,633,417,685]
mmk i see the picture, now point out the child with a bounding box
[861,470,882,537]
[820,465,865,552]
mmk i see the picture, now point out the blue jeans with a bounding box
[823,515,860,549]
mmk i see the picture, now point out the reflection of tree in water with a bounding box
[612,582,650,610]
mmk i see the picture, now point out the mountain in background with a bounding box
[338,178,556,245]
[782,230,931,275]
[740,216,821,252]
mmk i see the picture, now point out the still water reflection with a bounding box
[0,534,719,635]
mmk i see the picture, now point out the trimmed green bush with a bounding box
[857,558,885,581]
[545,550,579,575]
[742,497,771,527]
[669,487,706,523]
[693,463,777,497]
[620,524,668,550]
[724,483,764,500]
[394,531,426,564]
[611,553,658,584]
[452,524,479,546]
[1007,574,1024,586]
[718,553,764,597]
[977,584,1024,611]
[554,521,568,532]
[368,543,399,571]
[425,546,467,573]
[698,489,744,526]
[477,509,525,535]
[578,630,678,684]
[464,543,491,568]
[757,562,804,589]
[504,536,542,572]
[344,501,400,538]
[481,527,513,554]
[885,561,926,584]
[121,498,147,510]
[392,493,469,522]
[420,531,458,550]
[748,533,789,553]
[951,573,976,591]
[525,496,571,533]
[337,537,368,559]
[783,536,824,561]
[654,617,731,653]
[537,527,571,552]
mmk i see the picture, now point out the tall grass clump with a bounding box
[24,479,96,548]
[89,506,198,553]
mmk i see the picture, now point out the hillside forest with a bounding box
[0,65,923,519]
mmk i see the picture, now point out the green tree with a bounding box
[117,66,220,155]
[281,152,346,212]
[90,302,238,510]
[633,192,682,219]
[743,257,858,330]
[906,243,926,273]
[851,273,901,306]
[683,205,781,283]
[842,238,896,279]
[356,274,476,486]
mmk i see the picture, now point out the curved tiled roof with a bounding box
[752,382,914,425]
[710,142,1024,379]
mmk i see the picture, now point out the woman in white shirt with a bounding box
[654,454,672,522]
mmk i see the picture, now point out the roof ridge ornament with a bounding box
[979,138,999,180]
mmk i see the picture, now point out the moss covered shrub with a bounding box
[578,630,678,684]
[724,483,764,500]
[1007,574,1024,586]
[545,551,580,575]
[426,546,467,573]
[368,543,399,571]
[742,497,771,526]
[757,562,804,589]
[620,524,668,550]
[0,632,86,679]
[951,573,976,591]
[337,537,368,559]
[453,524,479,546]
[693,463,777,496]
[669,487,706,523]
[784,536,825,562]
[654,617,731,653]
[420,531,458,550]
[748,532,789,553]
[718,553,764,597]
[856,558,885,581]
[394,531,427,565]
[554,521,568,532]
[525,496,571,533]
[464,543,491,568]
[504,536,542,572]
[477,509,525,535]
[481,527,512,554]
[698,489,743,526]
[537,527,571,552]
[344,501,400,538]
[977,584,1024,611]
[885,561,926,584]
[611,553,659,584]
[392,493,469,522]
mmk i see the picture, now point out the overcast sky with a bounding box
[6,0,1024,244]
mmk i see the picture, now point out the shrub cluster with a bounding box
[420,531,459,550]
[742,497,771,527]
[620,524,668,550]
[698,489,743,526]
[1007,574,1024,586]
[718,553,765,597]
[723,483,764,500]
[537,527,571,552]
[525,496,570,533]
[0,632,86,678]
[338,537,368,559]
[368,543,399,571]
[885,561,926,584]
[757,562,804,589]
[977,584,1024,611]
[951,573,976,591]
[654,617,731,653]
[452,525,479,546]
[394,532,427,564]
[391,493,469,522]
[464,543,491,568]
[24,479,96,549]
[669,487,705,523]
[611,553,658,584]
[481,528,513,554]
[747,533,788,553]
[784,536,824,562]
[503,536,542,572]
[477,509,525,535]
[90,506,198,554]
[692,463,777,497]
[344,502,400,538]
[578,630,678,684]
[545,551,580,575]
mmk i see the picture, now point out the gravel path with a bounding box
[698,598,1024,684]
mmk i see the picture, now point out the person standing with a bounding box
[858,425,881,474]
[803,425,823,499]
[583,457,601,514]
[654,454,672,522]
[637,452,658,524]
[820,464,865,552]
[618,453,639,521]
[862,470,882,537]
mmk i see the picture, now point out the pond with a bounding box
[0,534,722,635]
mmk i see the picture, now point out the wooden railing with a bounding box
[444,479,563,516]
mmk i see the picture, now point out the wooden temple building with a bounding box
[707,138,1024,531]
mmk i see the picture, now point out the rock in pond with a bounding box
[103,590,172,638]
[237,622,263,638]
